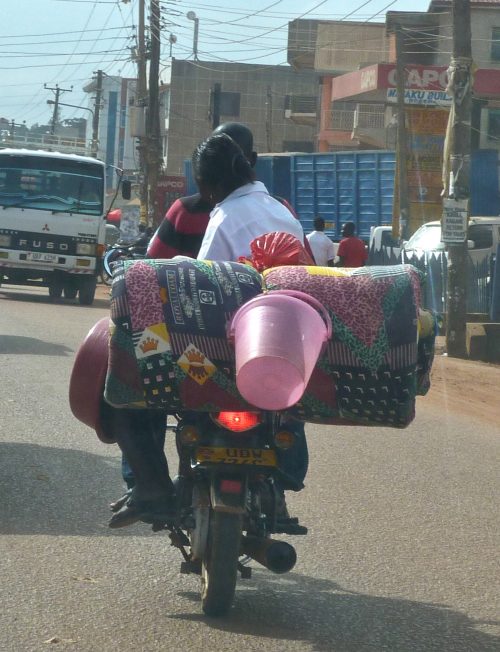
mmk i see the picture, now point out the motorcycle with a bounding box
[69,315,308,618]
[101,239,148,285]
[160,410,306,617]
[70,277,330,618]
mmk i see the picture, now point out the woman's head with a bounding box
[192,133,253,204]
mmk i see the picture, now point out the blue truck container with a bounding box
[290,151,396,240]
[183,148,499,243]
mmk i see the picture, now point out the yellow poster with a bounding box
[393,107,448,238]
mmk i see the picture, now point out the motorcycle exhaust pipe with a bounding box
[241,535,296,574]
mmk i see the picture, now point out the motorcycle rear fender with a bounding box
[209,474,248,514]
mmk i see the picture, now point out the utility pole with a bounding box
[44,83,73,135]
[211,83,221,130]
[445,0,472,358]
[91,70,103,158]
[266,85,273,152]
[395,26,410,241]
[137,0,149,223]
[147,0,162,227]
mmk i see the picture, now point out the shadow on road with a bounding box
[0,442,151,537]
[0,286,109,310]
[0,335,73,356]
[173,571,500,652]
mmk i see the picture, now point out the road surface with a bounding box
[0,284,499,651]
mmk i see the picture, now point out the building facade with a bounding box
[288,1,500,153]
[83,75,138,190]
[164,59,318,175]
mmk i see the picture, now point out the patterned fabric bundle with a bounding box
[104,259,435,429]
[104,258,263,411]
[263,265,430,427]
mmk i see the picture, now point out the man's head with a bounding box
[212,122,257,168]
[313,217,325,231]
[342,221,355,237]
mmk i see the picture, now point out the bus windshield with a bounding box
[0,154,104,216]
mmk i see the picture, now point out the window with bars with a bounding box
[491,27,500,61]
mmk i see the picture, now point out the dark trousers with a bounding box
[120,417,308,491]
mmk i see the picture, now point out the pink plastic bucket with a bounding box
[229,290,332,410]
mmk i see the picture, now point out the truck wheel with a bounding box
[49,282,63,299]
[64,279,78,299]
[78,277,97,306]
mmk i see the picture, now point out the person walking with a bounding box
[306,217,335,267]
[336,221,368,267]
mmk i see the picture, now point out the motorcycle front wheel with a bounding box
[201,510,242,617]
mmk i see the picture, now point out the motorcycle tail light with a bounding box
[274,430,295,450]
[178,424,201,445]
[220,479,243,494]
[213,411,261,433]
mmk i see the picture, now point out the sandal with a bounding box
[109,489,133,513]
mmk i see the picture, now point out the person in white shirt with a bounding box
[306,217,335,267]
[194,133,304,261]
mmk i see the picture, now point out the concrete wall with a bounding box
[166,59,318,175]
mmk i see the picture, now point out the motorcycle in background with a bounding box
[101,228,151,284]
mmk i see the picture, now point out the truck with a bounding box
[0,148,110,305]
[184,148,500,242]
[184,150,397,241]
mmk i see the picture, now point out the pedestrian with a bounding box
[336,221,368,267]
[306,217,335,267]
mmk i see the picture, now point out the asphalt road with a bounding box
[0,284,499,652]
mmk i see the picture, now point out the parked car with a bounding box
[401,217,500,263]
[368,225,401,265]
[401,217,500,314]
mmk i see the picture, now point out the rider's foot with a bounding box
[109,488,133,513]
[108,491,176,529]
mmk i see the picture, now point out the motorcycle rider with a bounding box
[108,133,309,528]
[146,122,314,260]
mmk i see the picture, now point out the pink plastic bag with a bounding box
[244,231,315,272]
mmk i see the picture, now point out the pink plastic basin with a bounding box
[229,290,332,410]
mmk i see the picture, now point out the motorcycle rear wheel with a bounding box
[201,511,242,617]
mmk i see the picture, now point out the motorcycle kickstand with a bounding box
[238,561,252,579]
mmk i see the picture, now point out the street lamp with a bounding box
[168,33,177,58]
[186,11,199,61]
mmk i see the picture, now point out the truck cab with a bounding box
[0,149,106,304]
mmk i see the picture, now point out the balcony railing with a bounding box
[0,133,89,155]
[331,109,385,131]
[355,110,385,130]
[331,110,355,131]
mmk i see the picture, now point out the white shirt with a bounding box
[197,181,304,261]
[306,230,335,266]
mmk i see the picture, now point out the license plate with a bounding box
[26,252,58,263]
[195,446,277,467]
